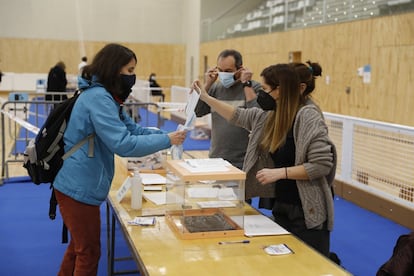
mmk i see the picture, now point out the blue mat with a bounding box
[0,181,137,276]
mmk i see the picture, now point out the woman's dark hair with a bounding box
[290,60,322,97]
[82,43,137,97]
[260,65,280,90]
[218,49,243,69]
[56,61,66,71]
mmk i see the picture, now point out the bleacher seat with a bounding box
[222,0,412,39]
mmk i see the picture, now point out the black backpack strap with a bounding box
[49,186,57,220]
[49,186,69,244]
[62,223,68,244]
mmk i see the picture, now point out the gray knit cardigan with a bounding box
[230,103,337,231]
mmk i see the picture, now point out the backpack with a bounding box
[23,90,94,184]
[23,90,95,243]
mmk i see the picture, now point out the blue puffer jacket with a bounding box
[53,77,171,206]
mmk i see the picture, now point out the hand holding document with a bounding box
[184,86,200,129]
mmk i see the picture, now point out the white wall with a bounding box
[0,0,188,44]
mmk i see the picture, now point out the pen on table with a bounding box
[283,243,295,254]
[218,240,250,245]
[184,160,196,168]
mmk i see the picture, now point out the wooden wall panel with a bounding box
[0,39,185,101]
[199,13,414,126]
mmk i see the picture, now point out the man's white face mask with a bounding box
[218,72,236,88]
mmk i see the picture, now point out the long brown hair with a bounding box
[260,64,304,152]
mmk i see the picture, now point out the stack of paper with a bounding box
[140,173,166,185]
[180,158,231,173]
[143,192,167,205]
[243,215,290,237]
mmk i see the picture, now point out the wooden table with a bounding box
[106,156,351,276]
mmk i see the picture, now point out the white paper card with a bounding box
[264,244,294,255]
[196,201,236,208]
[179,158,231,173]
[243,215,290,237]
[127,216,156,226]
[116,176,132,203]
[143,192,167,205]
[184,158,231,168]
[183,90,200,128]
[187,187,237,200]
[140,173,167,185]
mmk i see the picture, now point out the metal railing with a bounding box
[325,112,414,209]
[2,92,414,211]
[1,93,161,183]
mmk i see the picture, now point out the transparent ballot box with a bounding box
[165,159,246,239]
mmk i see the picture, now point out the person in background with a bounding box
[78,56,88,75]
[148,73,165,102]
[194,49,261,170]
[191,62,336,257]
[46,61,68,102]
[53,43,187,276]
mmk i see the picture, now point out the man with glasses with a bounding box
[194,49,261,171]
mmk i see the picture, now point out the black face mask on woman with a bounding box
[257,89,276,111]
[119,74,136,101]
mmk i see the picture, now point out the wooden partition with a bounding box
[200,13,414,127]
[0,39,186,101]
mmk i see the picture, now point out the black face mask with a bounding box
[257,89,276,111]
[119,74,136,101]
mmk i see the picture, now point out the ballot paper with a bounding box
[263,244,294,255]
[242,215,290,237]
[179,158,231,173]
[127,216,157,226]
[143,192,167,205]
[196,201,236,208]
[140,173,167,185]
[183,89,200,128]
[187,187,237,200]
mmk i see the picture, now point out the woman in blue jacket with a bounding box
[53,43,186,276]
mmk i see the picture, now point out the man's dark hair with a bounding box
[218,49,243,69]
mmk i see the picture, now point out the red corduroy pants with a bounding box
[55,189,101,276]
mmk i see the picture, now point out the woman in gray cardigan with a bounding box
[192,62,336,257]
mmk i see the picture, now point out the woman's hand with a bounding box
[191,80,210,101]
[168,130,187,145]
[256,168,285,185]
